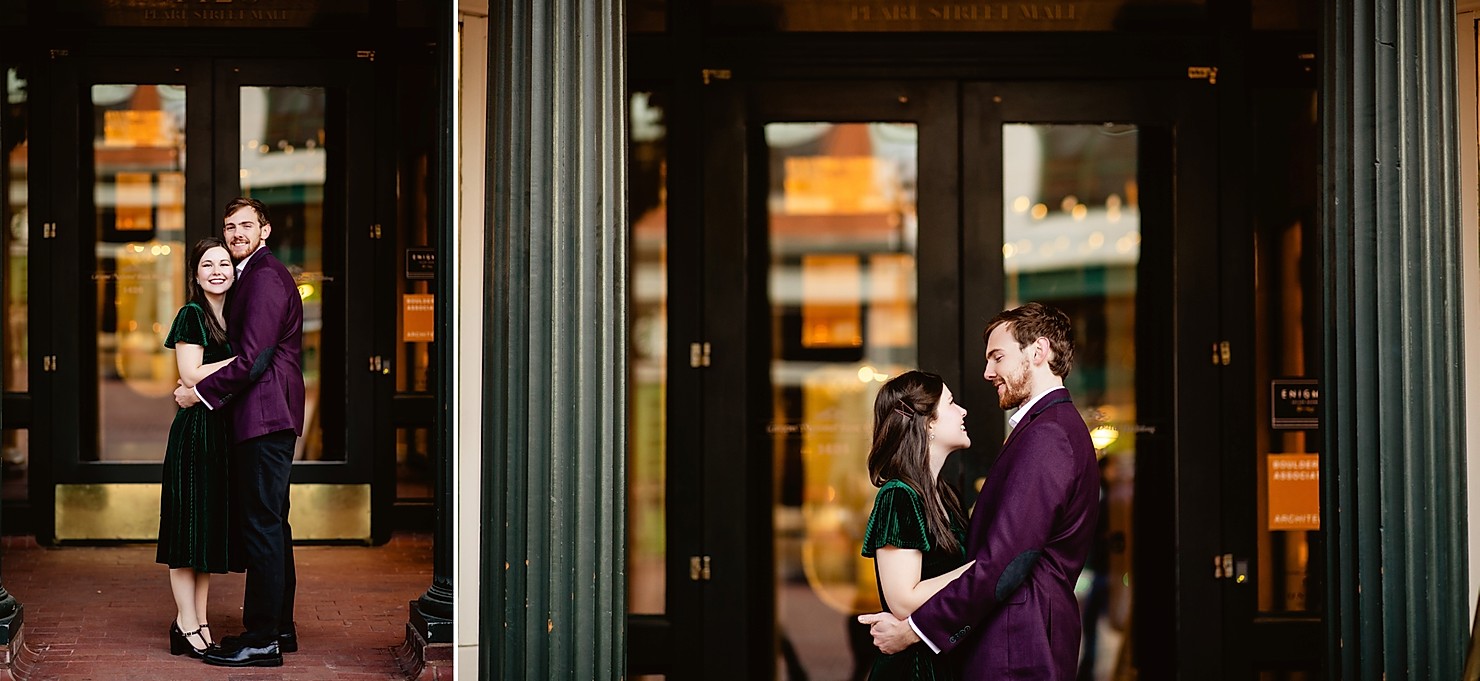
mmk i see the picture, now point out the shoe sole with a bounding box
[202,657,284,668]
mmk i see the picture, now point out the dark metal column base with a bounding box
[0,608,39,681]
[394,603,451,681]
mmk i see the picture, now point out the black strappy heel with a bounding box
[169,621,209,659]
[198,622,214,647]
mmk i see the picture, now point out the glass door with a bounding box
[39,57,216,542]
[686,79,1229,680]
[211,58,384,540]
[696,82,962,681]
[34,55,383,543]
[963,82,1222,680]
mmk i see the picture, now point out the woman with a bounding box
[861,370,976,680]
[157,237,238,658]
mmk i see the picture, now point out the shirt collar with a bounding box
[1008,385,1066,428]
[235,245,267,274]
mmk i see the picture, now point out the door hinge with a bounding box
[689,342,711,368]
[1213,553,1249,583]
[42,356,57,372]
[1211,341,1231,366]
[356,50,376,61]
[42,222,57,239]
[701,68,732,85]
[1187,66,1218,84]
[369,355,390,374]
[689,555,712,581]
[369,224,383,239]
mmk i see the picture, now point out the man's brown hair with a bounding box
[984,302,1075,379]
[223,196,271,227]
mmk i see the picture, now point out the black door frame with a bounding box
[662,77,1246,679]
[29,51,392,543]
[965,80,1223,677]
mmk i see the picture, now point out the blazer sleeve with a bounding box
[910,421,1078,653]
[194,268,288,409]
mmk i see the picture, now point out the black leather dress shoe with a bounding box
[278,628,298,654]
[202,639,283,667]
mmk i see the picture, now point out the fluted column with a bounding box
[482,0,627,678]
[1323,1,1468,679]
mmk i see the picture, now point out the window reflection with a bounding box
[628,91,668,616]
[1004,123,1138,681]
[767,122,918,678]
[239,85,338,461]
[3,67,27,495]
[90,83,186,462]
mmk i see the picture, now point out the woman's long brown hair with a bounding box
[866,370,966,554]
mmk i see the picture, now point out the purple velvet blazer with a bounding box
[195,247,306,445]
[910,390,1099,680]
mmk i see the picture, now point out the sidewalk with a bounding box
[0,533,434,680]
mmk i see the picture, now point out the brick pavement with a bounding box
[0,533,435,681]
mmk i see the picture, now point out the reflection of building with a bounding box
[458,2,1477,680]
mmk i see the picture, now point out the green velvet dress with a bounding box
[156,302,235,573]
[862,479,967,681]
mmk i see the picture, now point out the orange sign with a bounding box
[402,294,434,342]
[1268,454,1320,530]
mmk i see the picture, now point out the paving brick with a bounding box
[0,533,435,680]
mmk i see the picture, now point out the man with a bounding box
[174,197,305,668]
[859,302,1099,680]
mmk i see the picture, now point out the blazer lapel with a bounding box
[1000,389,1073,451]
[226,248,272,333]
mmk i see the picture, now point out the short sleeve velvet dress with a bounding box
[155,302,236,574]
[862,479,967,681]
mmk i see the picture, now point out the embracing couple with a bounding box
[155,197,306,668]
[859,302,1100,681]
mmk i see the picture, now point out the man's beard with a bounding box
[997,357,1033,410]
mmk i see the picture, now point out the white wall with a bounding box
[455,0,488,678]
[1458,4,1480,627]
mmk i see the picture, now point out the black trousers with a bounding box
[232,429,297,644]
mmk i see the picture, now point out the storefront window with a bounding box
[628,91,668,616]
[1004,123,1139,681]
[3,66,28,496]
[239,85,337,461]
[1251,88,1322,616]
[90,82,187,462]
[394,58,438,503]
[767,121,919,677]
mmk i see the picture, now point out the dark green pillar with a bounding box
[1324,1,1469,679]
[481,0,627,678]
